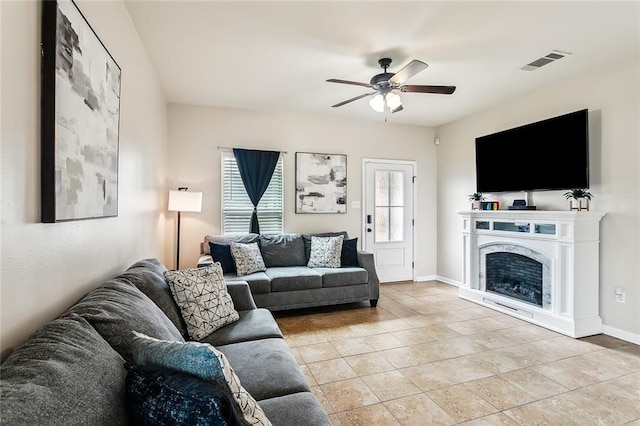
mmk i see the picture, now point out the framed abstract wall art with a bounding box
[295,152,347,213]
[41,0,121,222]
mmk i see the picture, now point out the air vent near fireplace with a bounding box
[520,50,572,71]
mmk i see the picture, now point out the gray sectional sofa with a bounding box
[198,231,380,311]
[0,258,330,425]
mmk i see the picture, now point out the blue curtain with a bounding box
[232,148,280,234]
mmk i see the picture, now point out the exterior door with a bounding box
[363,160,415,283]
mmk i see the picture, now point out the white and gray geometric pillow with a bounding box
[307,235,344,268]
[164,263,239,341]
[230,242,266,276]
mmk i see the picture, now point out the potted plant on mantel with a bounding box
[468,192,485,210]
[564,188,593,211]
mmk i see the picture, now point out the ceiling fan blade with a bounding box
[389,59,428,85]
[401,85,456,95]
[391,105,404,114]
[331,92,376,108]
[326,79,373,88]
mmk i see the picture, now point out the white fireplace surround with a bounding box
[459,210,606,338]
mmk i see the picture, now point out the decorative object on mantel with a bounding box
[168,188,203,269]
[564,188,592,211]
[296,152,347,214]
[41,0,121,223]
[468,192,485,210]
[481,201,500,211]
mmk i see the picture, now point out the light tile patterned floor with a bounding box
[274,281,640,426]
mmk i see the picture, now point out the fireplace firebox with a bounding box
[485,252,543,307]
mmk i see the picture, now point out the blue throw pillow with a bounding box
[125,363,239,426]
[209,242,236,274]
[341,237,359,267]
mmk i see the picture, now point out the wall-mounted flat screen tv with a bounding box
[475,109,589,193]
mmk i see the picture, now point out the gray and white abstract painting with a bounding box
[53,0,121,220]
[296,152,347,213]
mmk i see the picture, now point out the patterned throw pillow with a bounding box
[130,332,272,426]
[125,363,238,426]
[307,235,344,268]
[164,264,239,341]
[230,242,266,276]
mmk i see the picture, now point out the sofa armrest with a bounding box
[226,281,257,311]
[197,254,213,268]
[357,251,380,301]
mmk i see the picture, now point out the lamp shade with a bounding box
[168,190,202,212]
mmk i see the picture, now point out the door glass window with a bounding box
[374,170,404,242]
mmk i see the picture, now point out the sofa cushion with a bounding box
[165,264,240,341]
[231,242,267,276]
[216,338,310,401]
[225,272,271,294]
[259,233,306,267]
[265,267,322,292]
[258,392,331,426]
[341,237,359,267]
[203,233,260,255]
[314,267,369,288]
[209,242,236,274]
[125,363,238,425]
[303,231,348,261]
[131,333,272,426]
[65,279,184,361]
[120,258,189,338]
[307,235,344,268]
[0,316,128,425]
[200,308,283,346]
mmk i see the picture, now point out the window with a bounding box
[221,150,283,235]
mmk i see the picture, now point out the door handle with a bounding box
[367,228,372,232]
[367,214,372,224]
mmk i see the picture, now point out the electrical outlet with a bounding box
[615,288,626,303]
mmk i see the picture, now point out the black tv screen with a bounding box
[475,109,589,193]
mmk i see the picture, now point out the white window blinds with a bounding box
[221,150,283,235]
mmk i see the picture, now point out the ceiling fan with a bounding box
[327,58,456,114]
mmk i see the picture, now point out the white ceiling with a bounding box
[124,1,640,127]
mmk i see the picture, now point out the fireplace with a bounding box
[459,210,605,338]
[479,243,552,310]
[486,252,542,307]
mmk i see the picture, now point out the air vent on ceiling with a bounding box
[520,50,572,71]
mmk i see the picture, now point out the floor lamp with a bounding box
[168,187,202,270]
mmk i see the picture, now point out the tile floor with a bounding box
[273,281,640,425]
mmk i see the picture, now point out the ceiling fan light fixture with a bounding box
[385,91,402,111]
[369,94,385,113]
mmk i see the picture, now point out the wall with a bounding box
[166,104,437,279]
[436,59,640,342]
[0,0,169,356]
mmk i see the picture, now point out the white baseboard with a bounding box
[414,275,437,282]
[602,324,640,345]
[435,276,461,287]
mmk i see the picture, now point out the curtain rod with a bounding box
[216,146,288,154]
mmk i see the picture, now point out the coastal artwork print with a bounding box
[295,152,347,213]
[41,0,121,222]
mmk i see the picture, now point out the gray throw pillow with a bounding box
[307,235,344,268]
[164,264,239,341]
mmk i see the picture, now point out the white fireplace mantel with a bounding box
[458,210,606,338]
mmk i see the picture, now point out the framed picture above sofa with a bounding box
[295,152,347,214]
[41,0,122,222]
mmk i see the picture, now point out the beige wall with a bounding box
[436,60,640,342]
[166,104,437,279]
[0,0,169,356]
